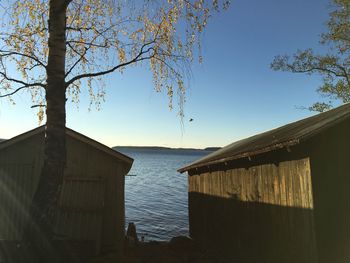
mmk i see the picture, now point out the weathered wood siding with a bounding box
[0,132,127,258]
[64,135,126,255]
[55,177,105,253]
[0,134,43,240]
[309,119,350,263]
[188,157,317,263]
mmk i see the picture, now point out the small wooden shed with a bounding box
[0,126,133,259]
[179,103,350,263]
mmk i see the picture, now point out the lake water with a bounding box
[117,148,209,241]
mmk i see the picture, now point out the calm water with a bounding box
[118,148,209,241]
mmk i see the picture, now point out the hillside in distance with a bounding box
[113,146,221,152]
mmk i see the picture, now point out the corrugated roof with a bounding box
[178,103,350,173]
[0,126,133,164]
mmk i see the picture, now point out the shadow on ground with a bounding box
[91,237,232,263]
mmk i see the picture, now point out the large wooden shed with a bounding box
[179,103,350,263]
[0,126,133,259]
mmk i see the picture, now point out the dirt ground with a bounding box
[91,237,228,263]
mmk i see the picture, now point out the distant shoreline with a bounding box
[0,138,220,152]
[113,146,221,152]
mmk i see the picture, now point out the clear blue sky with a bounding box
[0,0,333,148]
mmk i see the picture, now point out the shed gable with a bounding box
[179,103,350,173]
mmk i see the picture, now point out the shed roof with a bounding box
[179,103,350,173]
[0,126,133,164]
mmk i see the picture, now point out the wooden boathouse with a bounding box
[179,103,350,263]
[0,126,133,260]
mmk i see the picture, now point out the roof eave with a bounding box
[0,126,133,165]
[178,139,300,173]
[0,126,45,150]
[65,128,134,165]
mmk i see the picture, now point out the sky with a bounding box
[0,0,334,148]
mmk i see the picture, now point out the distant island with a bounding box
[113,146,221,152]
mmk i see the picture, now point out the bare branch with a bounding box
[337,64,350,87]
[67,42,84,57]
[66,23,118,47]
[31,104,46,108]
[66,41,157,87]
[285,64,344,78]
[65,46,89,77]
[0,50,46,68]
[66,26,94,32]
[24,62,44,72]
[0,71,46,88]
[0,84,43,98]
[66,40,108,48]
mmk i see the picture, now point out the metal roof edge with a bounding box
[178,139,300,173]
[179,103,350,173]
[297,110,350,142]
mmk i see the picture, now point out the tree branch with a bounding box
[0,50,46,68]
[65,46,89,77]
[286,64,344,77]
[0,71,46,89]
[0,84,43,98]
[31,104,46,108]
[337,64,350,87]
[65,41,156,87]
[67,42,84,57]
[24,62,44,72]
[66,40,108,48]
[66,26,94,32]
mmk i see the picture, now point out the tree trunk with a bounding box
[25,1,68,262]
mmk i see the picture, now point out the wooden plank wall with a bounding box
[308,119,350,263]
[65,135,126,256]
[0,164,35,240]
[54,177,105,254]
[0,133,127,260]
[0,134,43,240]
[188,157,317,263]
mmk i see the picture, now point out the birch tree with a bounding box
[0,0,229,261]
